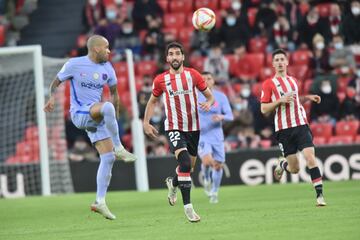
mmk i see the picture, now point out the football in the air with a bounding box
[192,7,216,31]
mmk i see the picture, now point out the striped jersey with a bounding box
[152,67,207,132]
[261,75,308,132]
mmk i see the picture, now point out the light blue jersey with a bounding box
[198,89,233,162]
[57,56,117,143]
[57,56,117,113]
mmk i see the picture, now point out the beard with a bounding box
[170,60,182,70]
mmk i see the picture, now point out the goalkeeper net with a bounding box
[0,46,73,197]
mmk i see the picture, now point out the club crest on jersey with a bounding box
[93,73,99,80]
[102,73,108,80]
[172,140,178,147]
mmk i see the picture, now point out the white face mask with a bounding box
[334,42,343,50]
[89,0,97,6]
[241,88,251,98]
[106,10,117,20]
[356,70,360,77]
[232,1,241,10]
[226,17,236,26]
[321,84,332,94]
[122,27,133,34]
[316,42,325,50]
[352,7,360,16]
[114,0,123,4]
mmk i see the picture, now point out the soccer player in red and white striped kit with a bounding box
[143,42,214,222]
[261,49,326,207]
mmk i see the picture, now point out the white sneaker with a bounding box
[165,177,177,206]
[274,157,286,181]
[316,194,327,207]
[203,179,212,197]
[90,202,116,220]
[114,146,137,162]
[184,204,201,222]
[209,192,218,204]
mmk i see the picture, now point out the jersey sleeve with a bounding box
[57,60,73,82]
[107,64,117,87]
[152,75,163,97]
[191,68,207,91]
[220,93,234,121]
[261,80,273,103]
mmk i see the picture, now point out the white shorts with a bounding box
[70,104,110,144]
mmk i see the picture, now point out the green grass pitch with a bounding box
[0,180,359,240]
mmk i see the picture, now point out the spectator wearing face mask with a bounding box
[329,34,356,74]
[113,18,141,61]
[218,8,250,54]
[342,0,360,45]
[203,45,230,85]
[309,33,332,76]
[310,80,340,125]
[94,4,122,48]
[341,68,360,120]
[328,4,342,37]
[269,14,295,51]
[297,7,331,49]
[137,74,153,119]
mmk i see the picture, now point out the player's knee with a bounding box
[101,101,115,117]
[213,162,223,171]
[178,150,191,173]
[289,166,300,174]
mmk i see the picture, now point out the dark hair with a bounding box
[201,71,212,76]
[272,49,287,59]
[165,42,184,56]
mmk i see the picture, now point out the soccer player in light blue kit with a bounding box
[44,35,137,220]
[198,72,233,203]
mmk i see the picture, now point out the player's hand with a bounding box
[212,114,224,122]
[308,95,321,104]
[279,92,295,104]
[143,122,159,139]
[44,97,55,112]
[199,101,212,112]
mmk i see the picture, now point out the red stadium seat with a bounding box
[291,50,311,66]
[121,133,133,150]
[117,76,129,92]
[169,0,193,13]
[302,79,313,94]
[157,0,168,12]
[162,27,179,39]
[355,135,360,144]
[113,61,128,76]
[136,60,158,77]
[178,27,194,49]
[247,8,258,28]
[310,122,333,140]
[163,13,186,28]
[259,67,274,82]
[313,136,327,145]
[260,140,272,148]
[220,0,232,10]
[328,136,353,145]
[316,3,331,17]
[246,53,265,76]
[287,65,308,80]
[189,55,205,72]
[248,37,267,53]
[194,0,218,10]
[0,25,5,46]
[337,77,351,94]
[335,120,360,138]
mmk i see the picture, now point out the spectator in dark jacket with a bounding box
[342,0,360,45]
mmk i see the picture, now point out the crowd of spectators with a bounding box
[65,0,360,157]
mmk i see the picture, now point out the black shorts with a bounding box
[275,125,314,157]
[165,130,200,157]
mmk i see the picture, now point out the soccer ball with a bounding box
[192,8,216,31]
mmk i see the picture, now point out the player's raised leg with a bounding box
[90,102,136,162]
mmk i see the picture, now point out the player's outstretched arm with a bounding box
[143,94,159,139]
[300,94,321,104]
[199,88,214,112]
[44,78,62,113]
